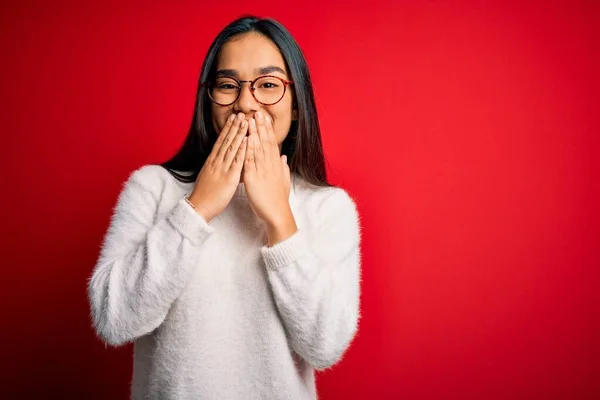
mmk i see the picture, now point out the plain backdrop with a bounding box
[1,0,598,399]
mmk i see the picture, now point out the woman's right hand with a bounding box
[187,112,248,222]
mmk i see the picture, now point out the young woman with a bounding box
[88,15,362,400]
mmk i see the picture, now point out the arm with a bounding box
[261,188,362,370]
[87,167,215,347]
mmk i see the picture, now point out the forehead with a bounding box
[217,33,288,75]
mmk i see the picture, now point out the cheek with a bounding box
[211,106,228,131]
[271,111,293,142]
[271,98,294,127]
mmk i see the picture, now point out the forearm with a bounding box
[88,198,215,346]
[261,188,363,370]
[262,229,361,370]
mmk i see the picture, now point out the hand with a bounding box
[188,112,248,222]
[243,111,297,244]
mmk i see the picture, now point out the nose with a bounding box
[233,82,259,114]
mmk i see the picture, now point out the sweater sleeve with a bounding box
[87,167,215,347]
[260,188,362,371]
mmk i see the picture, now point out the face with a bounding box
[210,33,296,148]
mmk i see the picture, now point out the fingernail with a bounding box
[237,113,244,120]
[256,111,263,120]
[241,120,247,128]
[250,118,256,127]
[228,114,236,122]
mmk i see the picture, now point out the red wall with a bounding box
[1,1,598,398]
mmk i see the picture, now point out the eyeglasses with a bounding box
[201,75,294,106]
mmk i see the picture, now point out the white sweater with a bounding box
[87,164,362,400]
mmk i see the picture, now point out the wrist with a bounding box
[263,199,293,225]
[265,208,297,246]
[185,194,213,222]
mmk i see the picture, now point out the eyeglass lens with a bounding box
[209,77,286,105]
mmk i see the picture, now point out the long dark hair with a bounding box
[160,15,331,188]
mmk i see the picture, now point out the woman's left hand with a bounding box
[243,111,297,245]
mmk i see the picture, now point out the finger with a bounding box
[212,113,236,154]
[248,118,263,168]
[285,156,292,184]
[217,113,244,161]
[248,115,258,137]
[206,113,236,163]
[265,114,280,159]
[282,154,290,173]
[245,134,257,172]
[223,119,248,168]
[281,155,291,188]
[230,136,247,173]
[254,111,271,164]
[251,124,265,168]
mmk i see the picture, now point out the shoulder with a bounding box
[292,178,362,247]
[122,164,190,201]
[292,177,360,222]
[128,164,174,186]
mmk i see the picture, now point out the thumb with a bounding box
[281,155,290,180]
[282,155,289,173]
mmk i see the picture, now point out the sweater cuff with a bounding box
[261,229,311,270]
[167,198,216,245]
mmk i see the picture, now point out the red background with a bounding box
[1,0,598,399]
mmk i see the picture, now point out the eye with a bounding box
[217,83,239,90]
[261,82,279,89]
[256,81,282,91]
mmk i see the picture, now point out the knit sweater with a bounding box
[87,164,362,400]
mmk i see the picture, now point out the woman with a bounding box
[87,15,362,400]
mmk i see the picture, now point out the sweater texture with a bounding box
[87,164,362,400]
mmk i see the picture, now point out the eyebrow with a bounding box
[216,65,287,78]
